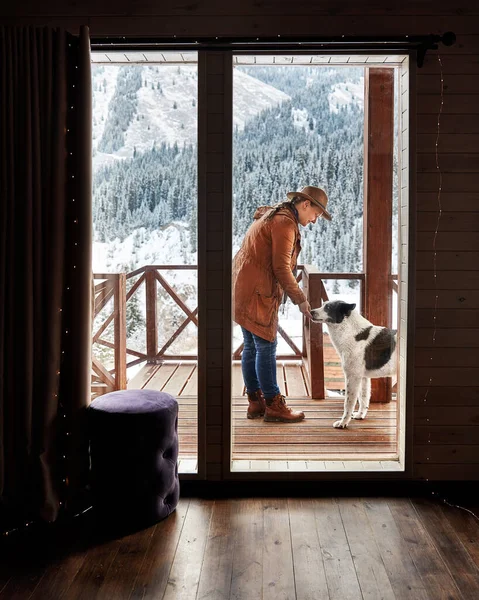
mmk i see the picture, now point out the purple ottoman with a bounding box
[88,389,179,524]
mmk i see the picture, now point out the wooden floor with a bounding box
[129,361,398,464]
[1,497,478,599]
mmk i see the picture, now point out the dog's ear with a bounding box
[343,303,356,317]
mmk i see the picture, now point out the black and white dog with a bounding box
[311,300,397,429]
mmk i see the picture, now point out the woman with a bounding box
[233,185,332,423]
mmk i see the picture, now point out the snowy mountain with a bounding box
[92,65,290,172]
[328,81,364,113]
[92,65,374,268]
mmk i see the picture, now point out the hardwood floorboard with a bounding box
[0,576,10,597]
[0,557,47,600]
[262,498,296,600]
[129,499,190,599]
[338,498,396,600]
[60,534,123,600]
[440,501,479,570]
[196,499,235,600]
[1,498,479,600]
[162,498,214,600]
[387,498,463,600]
[29,541,88,600]
[363,499,429,600]
[229,499,264,600]
[411,498,479,599]
[313,498,363,600]
[288,498,330,600]
[96,525,156,600]
[0,516,95,600]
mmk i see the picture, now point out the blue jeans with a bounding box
[241,327,280,400]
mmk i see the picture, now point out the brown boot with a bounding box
[246,389,266,419]
[264,394,305,423]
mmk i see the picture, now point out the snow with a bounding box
[92,224,196,273]
[291,107,309,130]
[91,64,290,171]
[233,69,290,131]
[328,80,364,113]
[92,67,118,146]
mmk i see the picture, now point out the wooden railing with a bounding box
[92,265,198,396]
[91,265,366,399]
[302,267,366,398]
[91,273,127,396]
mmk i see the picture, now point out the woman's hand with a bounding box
[299,300,313,320]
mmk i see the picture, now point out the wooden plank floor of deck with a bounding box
[128,361,398,463]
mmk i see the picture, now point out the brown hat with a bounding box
[287,185,331,221]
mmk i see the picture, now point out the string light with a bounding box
[421,53,444,458]
[2,29,79,543]
[56,34,81,523]
[422,53,479,523]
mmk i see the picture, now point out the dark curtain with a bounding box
[0,26,92,526]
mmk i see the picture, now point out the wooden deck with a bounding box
[128,360,398,466]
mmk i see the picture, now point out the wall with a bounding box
[3,0,479,481]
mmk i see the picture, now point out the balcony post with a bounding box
[145,268,158,362]
[302,265,325,399]
[364,68,394,403]
[114,273,127,389]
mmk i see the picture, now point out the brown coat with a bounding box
[233,205,307,342]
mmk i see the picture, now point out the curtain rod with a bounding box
[90,32,456,67]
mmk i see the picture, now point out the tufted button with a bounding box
[163,446,174,460]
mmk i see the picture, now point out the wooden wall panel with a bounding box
[3,14,479,37]
[417,192,479,210]
[418,95,479,114]
[415,328,479,347]
[5,0,479,18]
[417,114,479,133]
[4,0,479,481]
[415,34,479,479]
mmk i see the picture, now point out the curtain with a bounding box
[0,25,92,527]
